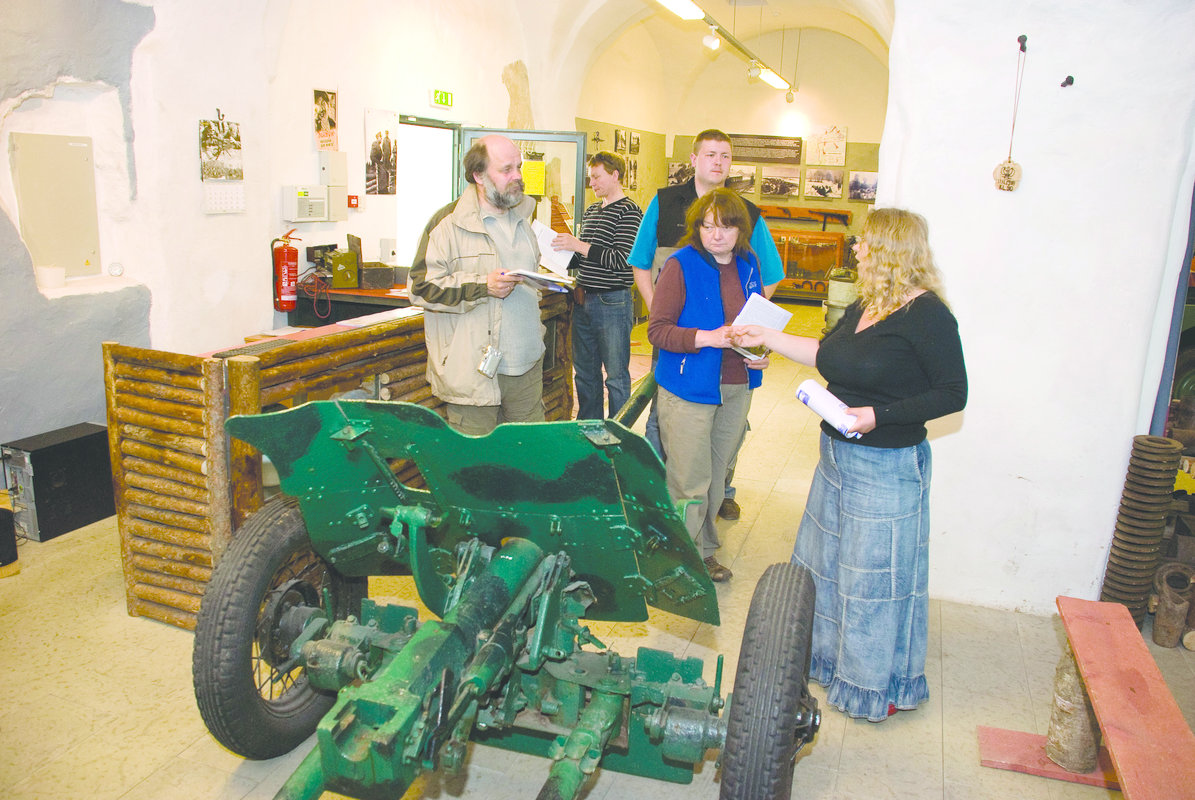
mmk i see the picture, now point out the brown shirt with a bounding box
[647,253,749,385]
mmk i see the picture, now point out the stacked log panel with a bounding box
[102,343,230,631]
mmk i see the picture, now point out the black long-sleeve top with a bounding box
[572,196,642,291]
[818,292,967,448]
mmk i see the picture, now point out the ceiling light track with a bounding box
[655,1,790,92]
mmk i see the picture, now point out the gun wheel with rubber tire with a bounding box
[719,562,819,800]
[192,495,366,759]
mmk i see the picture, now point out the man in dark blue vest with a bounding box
[628,129,783,521]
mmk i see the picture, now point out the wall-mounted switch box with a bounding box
[282,185,327,222]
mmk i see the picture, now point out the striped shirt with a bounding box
[573,196,643,292]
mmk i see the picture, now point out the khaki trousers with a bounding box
[657,382,750,558]
[445,358,545,436]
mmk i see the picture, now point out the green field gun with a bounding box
[192,398,819,799]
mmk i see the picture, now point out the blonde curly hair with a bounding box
[855,208,946,320]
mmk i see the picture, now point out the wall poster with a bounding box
[726,133,802,165]
[668,161,693,185]
[727,164,756,194]
[804,167,845,199]
[849,171,879,202]
[314,89,338,151]
[808,125,846,166]
[761,165,802,197]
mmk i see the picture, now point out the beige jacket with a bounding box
[408,186,542,406]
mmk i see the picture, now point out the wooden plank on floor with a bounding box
[1057,595,1195,800]
[977,725,1119,789]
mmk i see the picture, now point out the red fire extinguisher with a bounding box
[271,228,300,312]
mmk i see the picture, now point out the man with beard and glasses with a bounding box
[409,134,546,434]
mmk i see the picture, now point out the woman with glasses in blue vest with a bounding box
[648,188,767,583]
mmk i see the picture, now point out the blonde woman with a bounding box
[732,208,967,722]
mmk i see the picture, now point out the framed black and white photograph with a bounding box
[629,132,640,155]
[668,161,693,185]
[365,108,400,195]
[804,167,844,199]
[848,171,879,202]
[614,128,628,153]
[626,157,638,190]
[727,164,756,194]
[761,165,802,198]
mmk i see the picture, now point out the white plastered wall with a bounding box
[883,0,1195,612]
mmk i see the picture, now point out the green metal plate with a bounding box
[226,401,718,625]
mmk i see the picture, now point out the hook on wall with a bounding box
[1061,75,1074,87]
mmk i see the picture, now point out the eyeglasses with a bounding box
[700,223,736,233]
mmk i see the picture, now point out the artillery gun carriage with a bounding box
[192,399,819,799]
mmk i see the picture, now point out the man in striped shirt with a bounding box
[552,151,643,419]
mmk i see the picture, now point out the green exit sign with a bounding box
[431,89,453,108]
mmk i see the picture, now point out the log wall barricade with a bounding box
[102,342,231,631]
[103,297,573,630]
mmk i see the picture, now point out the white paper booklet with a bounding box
[731,293,793,360]
[733,292,793,330]
[796,379,862,439]
[530,220,574,276]
[505,269,574,293]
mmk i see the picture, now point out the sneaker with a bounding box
[703,556,733,582]
[717,498,741,520]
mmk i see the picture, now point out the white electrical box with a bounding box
[282,185,328,222]
[327,185,348,222]
[319,151,348,186]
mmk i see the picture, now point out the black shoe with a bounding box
[717,498,741,520]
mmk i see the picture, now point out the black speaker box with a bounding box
[0,503,16,569]
[2,423,115,542]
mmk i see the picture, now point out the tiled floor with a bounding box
[2,301,1193,800]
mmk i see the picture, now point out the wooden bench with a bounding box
[978,596,1195,797]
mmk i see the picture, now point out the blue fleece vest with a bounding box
[656,246,763,405]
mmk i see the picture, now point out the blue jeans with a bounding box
[572,289,632,419]
[793,432,932,722]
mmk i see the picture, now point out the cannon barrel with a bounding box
[311,538,547,799]
[536,690,625,800]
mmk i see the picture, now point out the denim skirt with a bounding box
[792,431,932,722]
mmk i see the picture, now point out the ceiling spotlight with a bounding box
[702,26,720,50]
[747,61,761,79]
